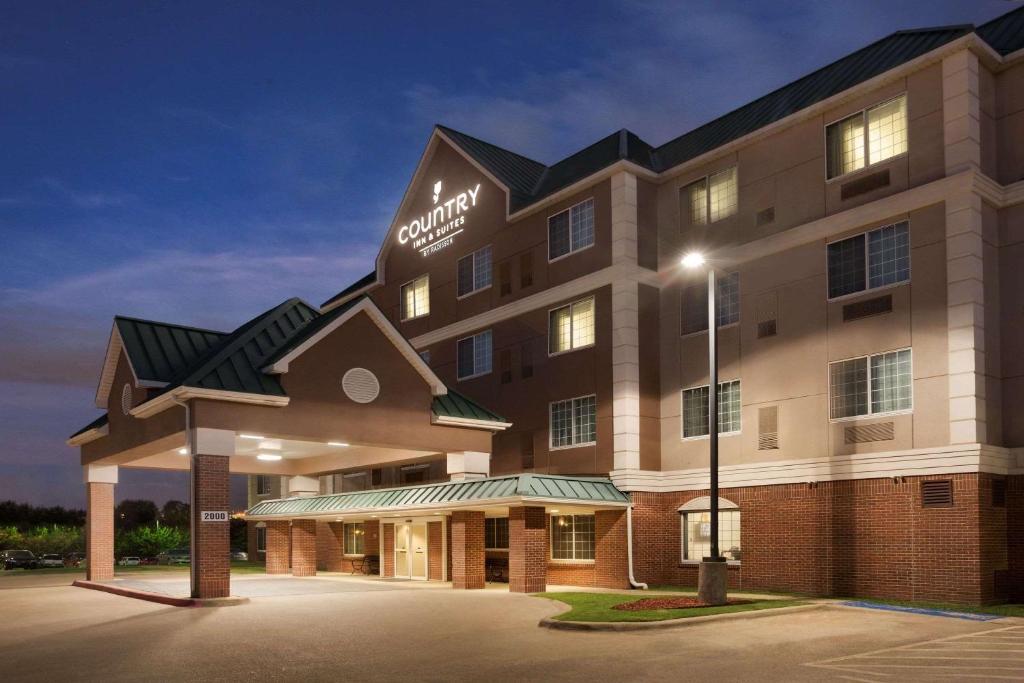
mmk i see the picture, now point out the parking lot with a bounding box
[1,571,1022,682]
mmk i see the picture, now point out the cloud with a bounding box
[39,177,136,209]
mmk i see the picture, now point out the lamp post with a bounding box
[681,251,727,606]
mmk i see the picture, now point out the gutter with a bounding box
[626,505,648,590]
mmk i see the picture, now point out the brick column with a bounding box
[595,509,630,589]
[291,519,317,576]
[323,522,345,572]
[85,482,115,581]
[381,524,395,577]
[191,454,230,598]
[509,507,547,593]
[451,510,485,589]
[264,521,290,574]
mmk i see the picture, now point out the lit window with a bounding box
[548,198,595,260]
[548,297,595,354]
[682,380,741,438]
[826,95,907,180]
[256,526,267,553]
[829,348,912,419]
[485,518,509,550]
[400,275,430,320]
[681,272,739,335]
[457,245,492,297]
[550,514,595,561]
[550,395,597,448]
[456,330,492,380]
[683,167,738,226]
[343,523,365,555]
[827,222,909,299]
[255,475,272,496]
[681,509,741,562]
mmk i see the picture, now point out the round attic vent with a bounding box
[342,368,380,404]
[121,383,133,416]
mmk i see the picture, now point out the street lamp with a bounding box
[681,251,728,606]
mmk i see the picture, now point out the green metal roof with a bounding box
[432,388,506,424]
[116,316,227,384]
[246,474,628,518]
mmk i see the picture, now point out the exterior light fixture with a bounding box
[256,453,282,461]
[550,509,559,513]
[239,434,265,440]
[177,448,188,455]
[680,251,706,269]
[327,442,350,447]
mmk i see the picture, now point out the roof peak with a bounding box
[114,314,228,336]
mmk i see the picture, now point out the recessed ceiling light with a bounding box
[550,509,559,513]
[177,448,188,455]
[257,453,282,461]
[239,434,265,440]
[327,442,350,447]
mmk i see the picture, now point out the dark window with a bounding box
[256,475,272,496]
[520,251,534,287]
[485,517,509,549]
[827,222,909,299]
[457,246,492,297]
[457,330,492,380]
[401,464,429,484]
[548,199,594,260]
[341,471,369,492]
[256,526,267,552]
[681,272,739,335]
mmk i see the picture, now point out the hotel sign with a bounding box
[397,180,481,257]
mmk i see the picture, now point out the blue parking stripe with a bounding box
[840,600,1003,621]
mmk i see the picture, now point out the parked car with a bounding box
[2,550,38,570]
[139,557,158,566]
[156,548,190,565]
[63,552,84,568]
[231,550,248,561]
[38,554,64,568]
[118,556,141,567]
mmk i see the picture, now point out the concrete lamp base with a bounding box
[697,558,728,606]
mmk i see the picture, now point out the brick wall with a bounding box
[1006,475,1024,601]
[246,522,264,564]
[630,473,1009,604]
[290,519,317,576]
[192,454,230,598]
[382,523,394,577]
[451,510,485,589]
[595,509,630,589]
[86,482,114,581]
[509,506,546,592]
[265,520,290,574]
[317,520,382,573]
[428,521,444,580]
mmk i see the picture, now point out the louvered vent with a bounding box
[755,292,778,339]
[521,432,535,469]
[757,320,777,339]
[342,368,380,404]
[756,206,775,227]
[840,169,890,200]
[844,422,894,444]
[758,406,779,450]
[120,383,133,416]
[843,294,892,322]
[921,480,953,508]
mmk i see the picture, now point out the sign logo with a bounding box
[397,180,481,257]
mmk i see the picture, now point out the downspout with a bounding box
[626,505,648,590]
[171,395,198,598]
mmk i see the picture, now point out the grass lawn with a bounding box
[538,592,808,622]
[841,597,1024,619]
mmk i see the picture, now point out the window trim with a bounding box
[547,296,597,357]
[549,393,598,451]
[484,517,509,551]
[549,513,596,563]
[455,329,493,381]
[255,474,272,497]
[680,380,742,441]
[681,165,739,226]
[827,347,914,422]
[255,524,267,554]
[455,245,493,300]
[679,509,741,566]
[342,522,365,557]
[824,93,909,182]
[399,274,430,322]
[825,222,911,303]
[547,197,596,263]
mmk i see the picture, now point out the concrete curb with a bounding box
[71,580,249,607]
[539,601,827,631]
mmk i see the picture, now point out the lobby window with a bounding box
[682,380,741,439]
[457,245,492,298]
[485,517,509,550]
[681,508,741,562]
[457,330,492,380]
[549,297,595,355]
[683,167,738,226]
[255,475,272,496]
[550,395,597,449]
[256,526,267,553]
[548,198,595,261]
[828,222,909,299]
[400,275,430,320]
[829,348,912,419]
[343,523,365,555]
[681,272,739,335]
[400,463,430,484]
[826,94,907,180]
[551,514,595,561]
[341,471,370,492]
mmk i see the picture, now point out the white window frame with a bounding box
[680,380,742,441]
[400,274,430,321]
[255,525,267,554]
[547,197,596,263]
[825,222,911,302]
[456,329,492,381]
[682,166,739,226]
[456,245,493,299]
[547,296,596,356]
[255,475,272,497]
[824,93,908,182]
[680,508,741,565]
[549,394,597,450]
[828,347,914,422]
[549,513,596,563]
[342,522,365,557]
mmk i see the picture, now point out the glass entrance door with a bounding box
[393,522,428,580]
[394,524,410,578]
[410,523,427,579]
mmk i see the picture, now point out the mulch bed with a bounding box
[612,596,752,611]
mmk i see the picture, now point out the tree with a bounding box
[161,500,190,528]
[115,500,158,531]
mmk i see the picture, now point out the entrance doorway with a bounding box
[394,522,428,580]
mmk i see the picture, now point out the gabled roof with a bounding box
[116,316,228,385]
[432,389,505,424]
[978,5,1024,56]
[68,413,108,444]
[245,473,629,518]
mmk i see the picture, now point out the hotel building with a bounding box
[72,8,1024,603]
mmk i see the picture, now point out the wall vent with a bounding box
[342,368,380,404]
[921,480,953,508]
[843,294,892,322]
[756,206,775,227]
[755,292,778,339]
[758,406,779,450]
[840,169,890,200]
[120,383,133,416]
[499,348,512,384]
[520,251,534,288]
[521,341,533,379]
[844,421,894,444]
[757,320,777,339]
[499,261,512,296]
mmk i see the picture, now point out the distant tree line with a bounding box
[0,499,192,531]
